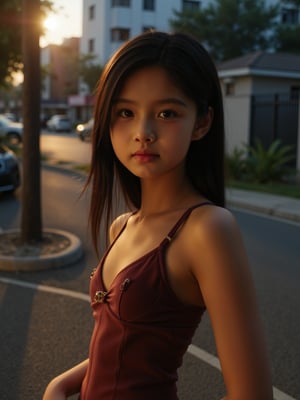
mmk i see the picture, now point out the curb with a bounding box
[226,187,300,224]
[227,198,300,224]
[0,228,83,272]
[41,160,87,180]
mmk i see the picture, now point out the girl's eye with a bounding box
[158,110,177,119]
[118,109,133,118]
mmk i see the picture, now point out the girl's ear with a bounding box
[192,107,214,141]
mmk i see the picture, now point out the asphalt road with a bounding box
[40,131,91,165]
[0,133,299,399]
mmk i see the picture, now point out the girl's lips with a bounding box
[132,151,159,162]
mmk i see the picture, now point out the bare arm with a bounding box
[189,207,273,400]
[43,358,88,400]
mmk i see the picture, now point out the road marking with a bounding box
[187,344,296,400]
[0,276,90,302]
[0,276,297,400]
[188,344,221,370]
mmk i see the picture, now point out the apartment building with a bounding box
[75,0,300,143]
[81,0,206,68]
[81,0,299,69]
[41,37,80,117]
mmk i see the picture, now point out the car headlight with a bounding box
[77,124,84,132]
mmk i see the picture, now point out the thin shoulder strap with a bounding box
[165,202,212,242]
[110,212,135,247]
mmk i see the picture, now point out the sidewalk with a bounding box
[226,187,300,223]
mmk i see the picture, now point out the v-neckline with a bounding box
[100,245,161,292]
[98,201,212,292]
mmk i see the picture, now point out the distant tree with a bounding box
[275,24,300,53]
[281,0,300,6]
[170,0,279,61]
[0,0,23,86]
[274,0,300,52]
[79,54,103,93]
[0,0,53,87]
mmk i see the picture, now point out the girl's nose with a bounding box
[134,120,156,143]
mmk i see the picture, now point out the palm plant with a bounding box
[245,139,295,183]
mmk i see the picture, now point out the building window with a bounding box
[224,79,235,96]
[111,28,130,42]
[182,0,200,11]
[89,5,95,20]
[88,38,95,53]
[111,0,130,7]
[281,7,299,24]
[143,0,155,11]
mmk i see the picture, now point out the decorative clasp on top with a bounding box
[90,268,97,280]
[120,278,131,291]
[94,290,108,303]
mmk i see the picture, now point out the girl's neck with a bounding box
[138,177,203,218]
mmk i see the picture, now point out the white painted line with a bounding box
[188,344,221,370]
[272,387,298,400]
[0,276,90,302]
[187,344,296,400]
[0,276,297,400]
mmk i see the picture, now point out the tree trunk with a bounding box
[21,0,42,243]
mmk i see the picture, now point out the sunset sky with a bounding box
[41,0,82,47]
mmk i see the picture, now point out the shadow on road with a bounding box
[0,284,34,399]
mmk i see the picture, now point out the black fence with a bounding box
[250,93,299,167]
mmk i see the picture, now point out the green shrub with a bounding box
[226,139,295,184]
[225,147,247,180]
[245,139,295,183]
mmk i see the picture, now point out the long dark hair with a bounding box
[86,31,225,252]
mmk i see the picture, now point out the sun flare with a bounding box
[43,16,57,31]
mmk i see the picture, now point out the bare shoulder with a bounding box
[184,204,248,279]
[188,204,240,245]
[109,212,132,243]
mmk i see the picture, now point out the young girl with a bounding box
[43,31,273,400]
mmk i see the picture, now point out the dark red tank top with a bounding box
[80,203,210,400]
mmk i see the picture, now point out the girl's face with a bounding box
[110,66,210,181]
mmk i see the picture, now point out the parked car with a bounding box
[46,115,72,132]
[0,144,21,193]
[3,112,18,122]
[0,114,23,144]
[40,112,50,128]
[76,118,94,141]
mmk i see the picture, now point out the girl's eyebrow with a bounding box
[113,97,188,107]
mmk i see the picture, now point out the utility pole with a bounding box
[21,0,42,243]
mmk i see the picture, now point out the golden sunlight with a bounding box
[43,15,57,31]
